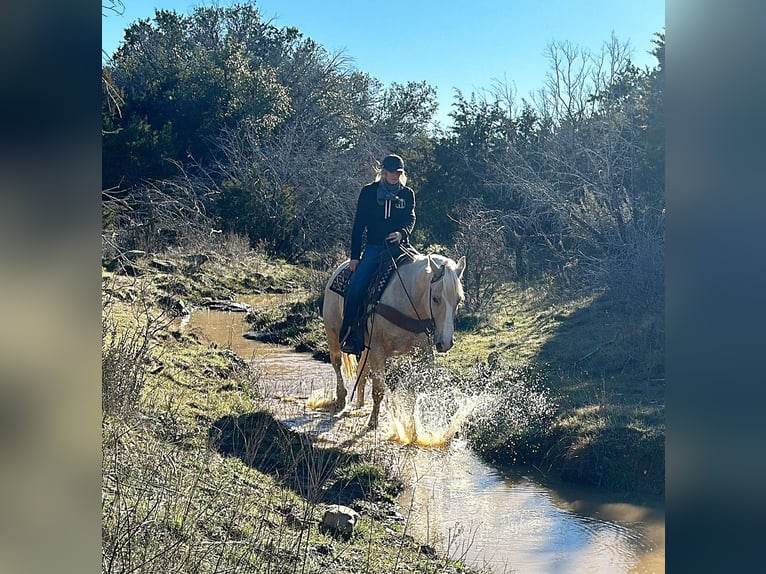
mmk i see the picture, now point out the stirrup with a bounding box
[341,340,362,356]
[340,328,364,356]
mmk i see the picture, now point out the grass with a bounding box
[446,284,665,494]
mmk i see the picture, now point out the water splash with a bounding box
[387,387,493,447]
[382,354,557,450]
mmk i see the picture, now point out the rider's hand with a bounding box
[349,259,359,272]
[386,231,402,243]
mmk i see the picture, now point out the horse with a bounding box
[322,252,466,430]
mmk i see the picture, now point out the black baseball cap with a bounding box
[382,154,405,172]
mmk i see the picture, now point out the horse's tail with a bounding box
[341,352,357,380]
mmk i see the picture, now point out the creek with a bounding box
[181,299,664,573]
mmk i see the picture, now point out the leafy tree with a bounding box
[102,3,444,259]
[371,80,439,151]
[103,4,294,190]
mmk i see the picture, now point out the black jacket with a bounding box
[349,181,416,260]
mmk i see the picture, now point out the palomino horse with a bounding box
[322,252,466,430]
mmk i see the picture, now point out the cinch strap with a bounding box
[375,303,434,334]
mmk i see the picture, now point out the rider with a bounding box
[339,154,416,355]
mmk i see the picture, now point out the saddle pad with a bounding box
[367,256,398,301]
[328,252,414,301]
[329,266,353,296]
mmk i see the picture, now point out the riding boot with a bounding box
[340,321,364,356]
[338,314,356,347]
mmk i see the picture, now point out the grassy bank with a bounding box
[452,286,664,495]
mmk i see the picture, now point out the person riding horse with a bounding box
[339,154,416,355]
[324,251,466,431]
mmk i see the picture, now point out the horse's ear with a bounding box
[431,263,446,283]
[427,256,442,275]
[455,256,466,279]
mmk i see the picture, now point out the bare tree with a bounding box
[493,35,663,303]
[451,198,511,313]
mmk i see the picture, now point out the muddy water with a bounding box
[182,304,665,573]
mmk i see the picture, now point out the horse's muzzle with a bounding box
[435,338,454,353]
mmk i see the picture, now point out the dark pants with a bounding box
[339,244,384,343]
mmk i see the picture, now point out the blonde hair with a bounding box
[373,165,408,186]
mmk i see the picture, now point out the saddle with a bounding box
[329,248,416,304]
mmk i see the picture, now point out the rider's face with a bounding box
[383,170,401,184]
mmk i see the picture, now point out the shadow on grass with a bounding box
[533,290,665,494]
[536,291,664,385]
[557,427,665,494]
[209,411,375,504]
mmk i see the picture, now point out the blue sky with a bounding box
[102,0,665,125]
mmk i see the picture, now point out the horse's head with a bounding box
[427,255,466,352]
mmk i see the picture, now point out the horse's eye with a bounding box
[432,296,441,305]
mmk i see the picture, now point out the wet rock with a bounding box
[158,295,191,316]
[201,298,252,312]
[150,258,177,273]
[243,331,269,341]
[320,504,360,540]
[174,299,191,315]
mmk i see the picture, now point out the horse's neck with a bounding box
[380,257,430,313]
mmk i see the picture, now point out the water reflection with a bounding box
[398,441,664,573]
[182,305,665,573]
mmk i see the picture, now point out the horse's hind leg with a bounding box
[323,292,347,412]
[331,350,346,411]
